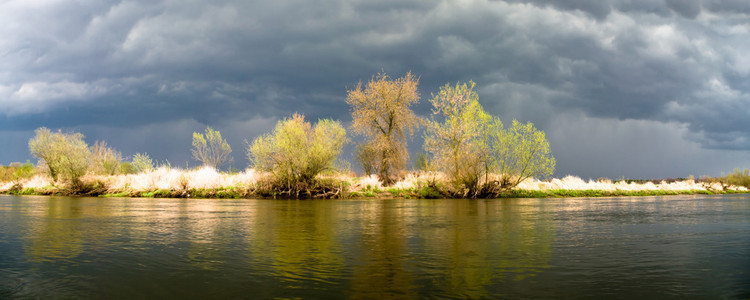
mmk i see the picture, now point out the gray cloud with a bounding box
[1,0,750,177]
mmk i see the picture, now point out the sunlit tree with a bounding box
[28,127,91,185]
[192,127,233,169]
[347,71,421,185]
[495,120,555,188]
[131,153,154,173]
[424,81,489,193]
[90,141,122,175]
[248,113,347,190]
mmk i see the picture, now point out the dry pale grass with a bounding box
[516,175,747,192]
[2,168,747,195]
[85,166,263,193]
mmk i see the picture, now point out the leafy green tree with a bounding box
[424,81,493,194]
[495,120,555,188]
[131,153,154,173]
[28,127,91,185]
[90,141,122,175]
[248,113,347,190]
[192,127,233,169]
[425,81,555,193]
[347,72,421,185]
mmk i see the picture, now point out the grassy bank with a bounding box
[1,167,747,199]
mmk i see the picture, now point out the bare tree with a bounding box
[192,127,233,169]
[347,71,421,185]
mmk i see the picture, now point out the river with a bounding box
[1,194,748,299]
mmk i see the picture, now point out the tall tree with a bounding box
[192,127,233,169]
[424,81,491,194]
[347,71,421,185]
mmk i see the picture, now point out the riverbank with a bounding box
[1,166,747,199]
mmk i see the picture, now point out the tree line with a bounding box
[25,72,555,195]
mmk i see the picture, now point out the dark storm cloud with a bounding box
[2,0,750,177]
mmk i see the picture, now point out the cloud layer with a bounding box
[2,0,749,178]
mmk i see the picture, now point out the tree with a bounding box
[248,113,347,191]
[192,127,233,169]
[424,81,492,194]
[347,71,421,185]
[424,81,555,194]
[131,153,154,173]
[28,127,91,185]
[90,141,122,175]
[495,120,555,188]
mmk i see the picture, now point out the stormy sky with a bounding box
[2,0,750,179]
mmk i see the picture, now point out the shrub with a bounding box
[248,113,347,192]
[132,153,154,173]
[724,169,750,188]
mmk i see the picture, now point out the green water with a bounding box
[1,194,748,299]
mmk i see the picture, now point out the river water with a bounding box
[0,194,748,299]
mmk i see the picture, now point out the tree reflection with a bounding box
[25,197,86,262]
[348,200,419,299]
[248,200,345,287]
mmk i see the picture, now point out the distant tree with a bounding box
[413,151,430,172]
[494,120,555,188]
[248,113,347,190]
[0,161,35,183]
[28,127,91,185]
[90,141,122,175]
[131,153,154,173]
[347,71,421,185]
[192,127,233,169]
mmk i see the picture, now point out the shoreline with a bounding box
[2,167,747,200]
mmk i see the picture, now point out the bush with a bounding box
[0,161,35,183]
[248,113,347,192]
[724,169,750,188]
[131,153,154,173]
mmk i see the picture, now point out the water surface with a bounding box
[1,194,748,299]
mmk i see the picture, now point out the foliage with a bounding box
[424,81,555,194]
[0,161,36,183]
[424,81,494,194]
[354,143,379,176]
[413,151,429,172]
[28,127,91,185]
[192,127,233,169]
[131,153,154,173]
[118,162,136,174]
[723,169,750,188]
[90,141,122,175]
[248,113,347,191]
[347,71,421,185]
[494,120,555,188]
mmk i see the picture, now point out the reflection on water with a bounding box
[1,195,749,298]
